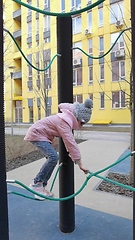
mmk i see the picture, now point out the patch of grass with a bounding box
[82,125,130,133]
[5,125,130,160]
[5,135,36,160]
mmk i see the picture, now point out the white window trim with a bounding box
[72,16,81,34]
[73,69,78,86]
[112,91,126,109]
[100,92,104,109]
[110,2,124,24]
[112,61,125,82]
[88,66,93,84]
[98,8,103,27]
[100,64,104,82]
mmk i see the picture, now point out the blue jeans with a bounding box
[31,141,59,186]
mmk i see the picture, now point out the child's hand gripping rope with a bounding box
[75,160,88,174]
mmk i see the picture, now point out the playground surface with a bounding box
[7,130,133,240]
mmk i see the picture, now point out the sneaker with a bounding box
[29,182,54,200]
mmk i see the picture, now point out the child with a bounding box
[24,99,93,198]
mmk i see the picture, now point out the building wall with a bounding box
[4,0,131,124]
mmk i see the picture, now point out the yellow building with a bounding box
[4,0,131,124]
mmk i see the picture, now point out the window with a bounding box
[28,98,33,122]
[88,39,92,55]
[43,15,50,42]
[44,77,51,89]
[88,12,92,28]
[98,8,103,26]
[100,92,104,108]
[111,32,124,52]
[44,57,51,89]
[36,0,39,7]
[72,16,81,34]
[71,0,81,8]
[36,18,39,34]
[112,61,125,81]
[29,106,33,122]
[44,61,51,78]
[73,68,82,86]
[44,0,49,9]
[112,91,125,108]
[38,106,41,120]
[73,42,82,85]
[110,1,124,24]
[100,64,104,82]
[28,21,32,38]
[15,101,22,123]
[88,93,93,102]
[88,93,93,107]
[73,94,82,103]
[44,15,50,32]
[27,42,32,48]
[36,52,40,90]
[61,0,65,12]
[27,54,33,91]
[37,98,41,120]
[99,36,104,53]
[46,97,52,116]
[27,0,32,16]
[88,66,93,84]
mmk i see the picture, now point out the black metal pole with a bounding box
[131,1,135,239]
[57,16,75,233]
[0,1,9,240]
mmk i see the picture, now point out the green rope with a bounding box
[88,170,135,192]
[50,163,63,192]
[12,0,105,17]
[13,179,88,201]
[73,28,130,59]
[7,151,135,201]
[4,28,60,71]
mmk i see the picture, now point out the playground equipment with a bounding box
[1,0,135,239]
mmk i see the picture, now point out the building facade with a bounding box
[4,0,131,124]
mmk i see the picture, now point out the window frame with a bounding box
[88,66,93,84]
[73,67,82,86]
[72,15,82,34]
[100,64,104,83]
[112,90,126,108]
[112,60,125,82]
[110,1,124,24]
[98,7,103,27]
[100,92,105,109]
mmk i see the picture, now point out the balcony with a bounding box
[13,89,22,100]
[43,30,50,39]
[13,9,21,22]
[13,71,22,80]
[13,30,21,40]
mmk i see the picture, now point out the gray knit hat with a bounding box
[73,99,93,124]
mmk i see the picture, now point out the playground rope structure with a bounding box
[72,28,131,59]
[12,0,105,17]
[3,28,61,72]
[7,151,135,201]
[6,0,133,202]
[4,28,130,71]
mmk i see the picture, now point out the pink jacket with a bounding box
[24,103,81,161]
